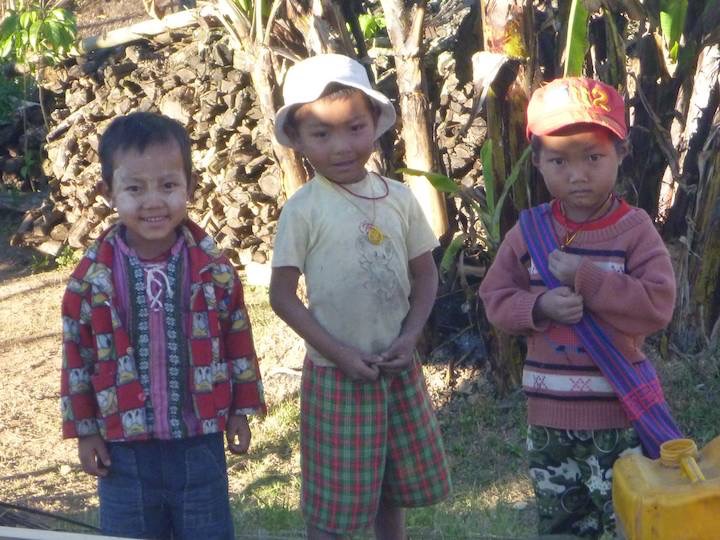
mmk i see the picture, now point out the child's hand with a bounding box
[78,434,111,477]
[535,287,584,325]
[334,347,380,382]
[226,414,251,455]
[375,335,416,374]
[548,249,583,286]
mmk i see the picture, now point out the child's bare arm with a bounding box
[78,434,111,477]
[269,266,379,381]
[226,414,251,454]
[378,251,437,371]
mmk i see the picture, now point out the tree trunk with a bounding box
[667,43,720,352]
[379,0,449,239]
[308,0,355,54]
[215,0,306,197]
[253,45,307,197]
[625,34,674,219]
[663,44,720,237]
[690,120,720,343]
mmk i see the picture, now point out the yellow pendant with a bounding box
[367,225,384,245]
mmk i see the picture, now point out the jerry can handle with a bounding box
[660,439,706,483]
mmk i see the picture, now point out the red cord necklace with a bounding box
[331,173,390,245]
[335,173,390,200]
[560,193,616,250]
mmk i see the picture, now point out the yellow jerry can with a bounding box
[613,437,720,540]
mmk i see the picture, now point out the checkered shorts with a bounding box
[300,357,451,533]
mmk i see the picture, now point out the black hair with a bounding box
[98,112,193,191]
[283,83,380,138]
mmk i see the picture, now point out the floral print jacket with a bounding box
[60,220,265,441]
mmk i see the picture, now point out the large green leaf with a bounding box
[397,168,460,194]
[357,13,386,40]
[28,20,42,50]
[49,8,74,23]
[659,0,687,62]
[563,0,590,76]
[19,10,37,30]
[45,21,64,47]
[0,13,20,40]
[439,234,466,279]
[491,146,531,234]
[0,37,14,59]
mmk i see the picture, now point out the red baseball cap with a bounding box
[526,77,627,140]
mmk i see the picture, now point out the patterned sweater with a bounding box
[479,200,676,430]
[61,220,265,442]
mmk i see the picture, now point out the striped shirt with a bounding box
[479,199,676,430]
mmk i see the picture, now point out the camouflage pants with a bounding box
[527,425,642,539]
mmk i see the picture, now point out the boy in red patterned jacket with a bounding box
[60,112,265,539]
[479,78,678,538]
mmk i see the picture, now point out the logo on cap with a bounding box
[547,82,612,113]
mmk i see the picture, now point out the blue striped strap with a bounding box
[518,204,681,458]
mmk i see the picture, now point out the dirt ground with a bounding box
[73,0,150,39]
[0,223,89,514]
[73,0,196,40]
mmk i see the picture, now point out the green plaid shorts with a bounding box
[300,357,451,534]
[527,425,642,538]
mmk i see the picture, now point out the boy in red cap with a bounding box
[479,77,680,538]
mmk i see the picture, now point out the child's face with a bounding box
[104,139,193,258]
[289,91,376,184]
[533,124,627,221]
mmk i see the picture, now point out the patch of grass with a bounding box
[27,245,79,274]
[29,253,54,273]
[409,382,536,537]
[656,344,720,445]
[55,245,80,269]
[244,284,276,329]
[228,398,304,537]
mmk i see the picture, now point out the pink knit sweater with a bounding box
[479,200,676,430]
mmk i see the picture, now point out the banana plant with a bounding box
[400,143,531,255]
[559,0,690,78]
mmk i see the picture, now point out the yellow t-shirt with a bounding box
[271,173,439,367]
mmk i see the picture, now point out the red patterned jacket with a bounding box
[60,220,265,441]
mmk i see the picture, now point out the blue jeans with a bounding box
[99,433,235,539]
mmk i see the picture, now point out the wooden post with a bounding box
[215,0,306,198]
[379,0,449,239]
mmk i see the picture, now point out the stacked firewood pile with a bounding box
[10,4,485,270]
[17,22,283,268]
[434,51,487,190]
[0,103,45,193]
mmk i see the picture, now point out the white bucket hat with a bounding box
[273,53,396,147]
